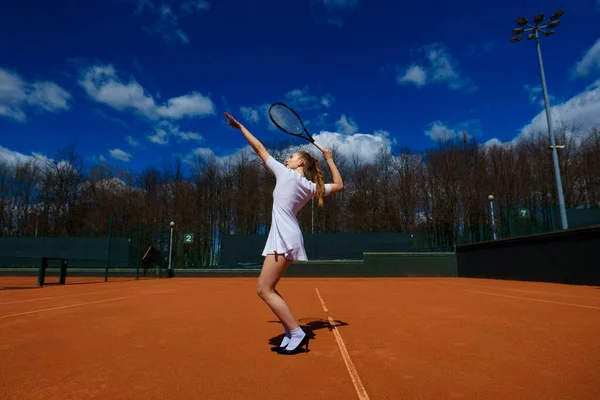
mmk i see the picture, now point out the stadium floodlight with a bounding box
[534,13,545,24]
[551,10,564,20]
[548,20,560,28]
[509,9,568,230]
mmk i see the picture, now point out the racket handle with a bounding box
[312,141,325,152]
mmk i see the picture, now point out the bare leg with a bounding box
[257,254,299,331]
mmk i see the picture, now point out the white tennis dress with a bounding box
[262,156,332,261]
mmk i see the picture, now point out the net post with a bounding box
[105,215,113,282]
[59,259,68,285]
[38,257,47,287]
[136,223,143,280]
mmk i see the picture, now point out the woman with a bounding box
[224,112,344,355]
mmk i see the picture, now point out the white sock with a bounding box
[279,326,291,347]
[285,327,306,350]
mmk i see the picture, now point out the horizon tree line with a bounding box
[1,122,599,266]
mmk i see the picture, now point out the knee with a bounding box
[256,282,272,299]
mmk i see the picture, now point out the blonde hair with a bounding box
[297,151,325,207]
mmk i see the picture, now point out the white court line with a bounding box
[0,288,179,320]
[443,281,600,300]
[314,288,328,312]
[463,289,600,310]
[0,283,166,305]
[315,288,369,400]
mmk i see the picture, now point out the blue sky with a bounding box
[1,0,600,171]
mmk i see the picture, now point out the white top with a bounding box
[262,156,332,261]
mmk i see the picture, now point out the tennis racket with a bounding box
[268,102,324,152]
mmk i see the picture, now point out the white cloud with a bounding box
[109,148,132,162]
[485,80,600,146]
[518,79,600,140]
[483,138,504,148]
[237,102,278,130]
[397,43,475,91]
[191,147,215,159]
[26,82,71,112]
[0,67,71,122]
[126,0,210,44]
[240,106,260,123]
[125,135,140,147]
[147,120,203,145]
[0,145,52,167]
[524,84,558,107]
[79,64,215,121]
[335,114,359,135]
[284,86,334,110]
[184,145,256,167]
[423,120,477,141]
[310,130,393,163]
[425,122,459,141]
[397,65,427,87]
[184,127,393,167]
[571,38,600,79]
[148,128,168,145]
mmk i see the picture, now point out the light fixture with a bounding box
[544,31,555,37]
[548,20,560,28]
[534,13,544,24]
[510,37,521,43]
[512,28,524,35]
[551,10,564,20]
[527,34,536,40]
[516,17,528,26]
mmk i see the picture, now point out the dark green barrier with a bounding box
[173,252,457,277]
[363,252,457,277]
[219,232,413,264]
[456,226,600,285]
[0,237,131,268]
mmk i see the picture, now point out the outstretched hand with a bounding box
[321,147,333,161]
[224,112,243,130]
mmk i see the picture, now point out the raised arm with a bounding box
[321,148,344,194]
[224,112,270,163]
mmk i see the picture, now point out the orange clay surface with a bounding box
[1,276,599,400]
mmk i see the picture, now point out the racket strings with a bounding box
[270,106,304,135]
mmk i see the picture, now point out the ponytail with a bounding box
[297,151,326,207]
[312,156,325,207]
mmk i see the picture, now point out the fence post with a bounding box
[104,215,113,282]
[136,223,143,280]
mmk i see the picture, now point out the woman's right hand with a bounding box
[224,112,243,130]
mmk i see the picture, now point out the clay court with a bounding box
[1,275,599,400]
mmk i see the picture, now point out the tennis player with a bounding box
[224,112,344,354]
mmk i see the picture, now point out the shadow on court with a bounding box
[0,286,42,291]
[267,317,349,349]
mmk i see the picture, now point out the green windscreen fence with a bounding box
[219,232,414,264]
[0,237,131,268]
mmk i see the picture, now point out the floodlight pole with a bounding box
[168,221,175,278]
[488,195,497,240]
[533,31,568,230]
[510,10,568,230]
